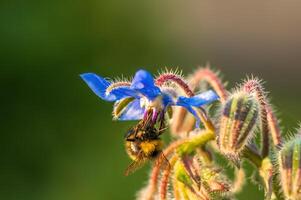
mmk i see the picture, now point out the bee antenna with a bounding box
[158,127,168,135]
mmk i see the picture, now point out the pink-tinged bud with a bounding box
[218,91,260,159]
[200,167,231,197]
[278,136,301,200]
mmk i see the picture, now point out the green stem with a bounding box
[177,130,215,156]
[272,173,284,200]
[243,145,262,168]
[243,146,284,200]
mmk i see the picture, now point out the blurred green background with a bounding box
[1,0,301,199]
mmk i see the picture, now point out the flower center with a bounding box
[140,96,163,110]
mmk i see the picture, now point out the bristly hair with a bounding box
[188,64,229,102]
[105,81,131,96]
[155,67,186,89]
[155,67,193,97]
[157,67,184,78]
[113,74,132,83]
[281,126,301,146]
[239,75,262,91]
[191,63,228,88]
[271,127,301,173]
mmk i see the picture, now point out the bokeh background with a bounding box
[1,0,301,199]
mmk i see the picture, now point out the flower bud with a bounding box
[278,136,301,200]
[218,91,259,158]
[200,167,231,196]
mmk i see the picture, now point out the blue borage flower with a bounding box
[80,69,219,127]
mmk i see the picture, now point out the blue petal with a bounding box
[176,90,219,107]
[80,73,138,101]
[80,73,110,99]
[162,93,173,107]
[175,101,201,128]
[175,90,219,127]
[110,87,140,100]
[117,99,145,121]
[185,106,201,128]
[131,69,161,100]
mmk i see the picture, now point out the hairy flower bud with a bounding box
[218,91,259,159]
[174,158,231,200]
[200,167,231,197]
[278,135,301,200]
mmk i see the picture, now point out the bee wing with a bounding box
[125,153,170,176]
[124,154,147,176]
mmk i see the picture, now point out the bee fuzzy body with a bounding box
[124,120,165,161]
[123,118,168,175]
[125,139,163,161]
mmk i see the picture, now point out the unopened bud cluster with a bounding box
[218,91,259,160]
[278,134,301,200]
[81,67,298,200]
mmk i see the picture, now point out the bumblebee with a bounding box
[124,119,167,175]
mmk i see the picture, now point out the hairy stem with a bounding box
[189,67,228,102]
[243,146,285,200]
[243,145,263,168]
[159,155,178,200]
[172,176,181,200]
[233,168,246,193]
[147,140,188,200]
[266,105,282,148]
[155,73,194,97]
[194,107,215,132]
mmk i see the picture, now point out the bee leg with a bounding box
[162,152,171,170]
[158,116,167,135]
[125,138,135,142]
[159,112,165,128]
[125,130,136,141]
[155,152,171,170]
[134,120,146,139]
[157,112,167,135]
